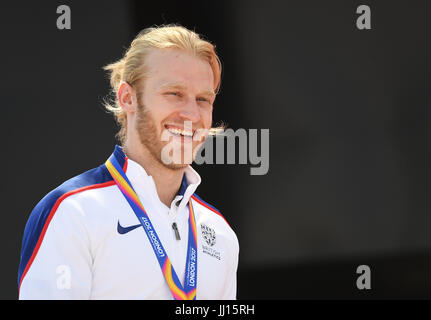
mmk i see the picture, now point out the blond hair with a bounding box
[103,25,223,144]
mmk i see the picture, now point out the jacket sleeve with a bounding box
[221,231,239,300]
[18,197,92,300]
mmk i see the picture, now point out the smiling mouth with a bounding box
[164,125,194,138]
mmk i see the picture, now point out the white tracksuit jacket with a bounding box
[18,145,239,299]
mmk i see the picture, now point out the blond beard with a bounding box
[135,102,200,170]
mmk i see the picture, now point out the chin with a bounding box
[162,162,190,170]
[159,141,199,167]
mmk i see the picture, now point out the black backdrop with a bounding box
[2,0,431,299]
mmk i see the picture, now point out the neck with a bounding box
[122,139,185,208]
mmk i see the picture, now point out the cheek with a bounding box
[147,102,170,128]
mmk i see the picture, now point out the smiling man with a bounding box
[18,25,239,300]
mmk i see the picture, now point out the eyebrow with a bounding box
[159,82,216,98]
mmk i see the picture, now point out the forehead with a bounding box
[144,48,215,92]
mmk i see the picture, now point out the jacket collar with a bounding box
[111,145,201,211]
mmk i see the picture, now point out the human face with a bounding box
[135,48,215,169]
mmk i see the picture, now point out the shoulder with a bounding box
[191,194,237,238]
[28,164,113,226]
[18,164,114,288]
[191,193,227,224]
[191,193,239,258]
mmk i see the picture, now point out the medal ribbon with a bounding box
[105,154,198,300]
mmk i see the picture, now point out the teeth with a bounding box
[167,127,193,137]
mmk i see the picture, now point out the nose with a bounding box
[178,98,201,123]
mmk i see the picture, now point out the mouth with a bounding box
[164,124,194,139]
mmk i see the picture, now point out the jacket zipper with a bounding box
[172,222,181,240]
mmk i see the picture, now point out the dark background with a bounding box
[2,0,430,299]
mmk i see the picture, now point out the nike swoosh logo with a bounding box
[117,221,142,234]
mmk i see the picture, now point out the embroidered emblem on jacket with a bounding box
[201,223,216,246]
[200,224,221,260]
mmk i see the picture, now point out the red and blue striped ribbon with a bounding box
[105,154,198,300]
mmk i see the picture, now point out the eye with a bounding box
[197,97,210,103]
[165,91,181,97]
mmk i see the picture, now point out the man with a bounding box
[18,25,239,299]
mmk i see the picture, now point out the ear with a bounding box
[118,81,137,113]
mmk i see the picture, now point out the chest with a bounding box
[86,194,231,299]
